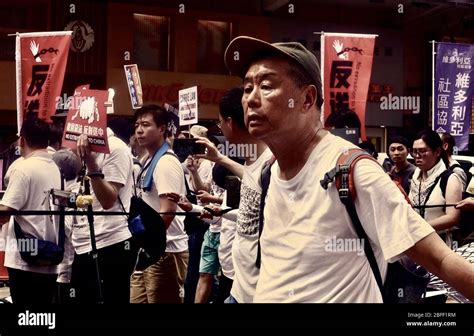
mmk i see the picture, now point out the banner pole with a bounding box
[15,32,21,136]
[320,32,324,123]
[431,40,436,130]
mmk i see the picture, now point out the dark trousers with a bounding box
[183,226,207,304]
[214,274,233,304]
[7,268,57,304]
[70,238,137,304]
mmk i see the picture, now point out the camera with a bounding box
[173,138,206,162]
[50,189,78,209]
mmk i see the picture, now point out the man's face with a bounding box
[388,142,408,164]
[218,114,234,142]
[134,113,164,149]
[242,58,305,139]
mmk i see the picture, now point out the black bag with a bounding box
[14,221,65,266]
[127,195,167,271]
[183,177,209,235]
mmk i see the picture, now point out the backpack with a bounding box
[257,148,430,303]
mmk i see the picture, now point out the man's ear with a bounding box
[302,85,317,112]
[442,143,448,151]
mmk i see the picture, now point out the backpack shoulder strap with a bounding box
[320,148,385,299]
[256,156,276,269]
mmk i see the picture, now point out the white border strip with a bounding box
[318,32,379,38]
[18,31,72,38]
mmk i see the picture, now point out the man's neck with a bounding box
[146,139,165,158]
[268,123,327,180]
[394,160,409,172]
[22,146,47,159]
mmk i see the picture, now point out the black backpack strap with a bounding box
[256,157,275,269]
[439,169,454,199]
[320,149,385,300]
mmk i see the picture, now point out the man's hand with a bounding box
[456,197,474,212]
[194,136,222,162]
[197,190,221,205]
[76,134,99,170]
[202,204,223,219]
[185,155,200,173]
[164,192,193,212]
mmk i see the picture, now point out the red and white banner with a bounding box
[16,31,72,133]
[321,33,376,140]
[62,89,110,154]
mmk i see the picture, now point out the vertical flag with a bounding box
[16,31,72,133]
[321,33,376,140]
[434,42,474,151]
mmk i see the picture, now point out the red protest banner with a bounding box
[16,31,72,133]
[321,33,376,140]
[62,89,110,154]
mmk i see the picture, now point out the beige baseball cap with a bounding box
[182,125,208,138]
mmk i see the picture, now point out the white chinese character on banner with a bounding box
[451,106,466,121]
[437,94,449,109]
[450,122,463,136]
[453,90,467,104]
[455,73,470,89]
[437,111,448,126]
[442,56,449,63]
[438,78,451,93]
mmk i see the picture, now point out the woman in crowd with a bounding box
[408,130,463,248]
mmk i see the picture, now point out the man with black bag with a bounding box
[130,105,188,303]
[0,117,62,304]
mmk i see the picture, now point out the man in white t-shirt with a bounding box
[130,105,188,303]
[195,87,271,303]
[74,127,136,303]
[223,36,474,303]
[0,117,61,304]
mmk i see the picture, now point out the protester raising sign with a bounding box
[15,31,72,133]
[321,33,376,140]
[62,89,110,154]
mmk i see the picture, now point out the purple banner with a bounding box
[434,42,474,151]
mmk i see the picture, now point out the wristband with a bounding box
[87,171,105,179]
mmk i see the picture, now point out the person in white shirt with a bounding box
[409,130,463,248]
[73,127,136,303]
[194,87,271,303]
[0,117,61,304]
[130,105,188,303]
[224,35,474,303]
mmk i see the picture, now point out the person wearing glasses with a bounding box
[408,129,463,248]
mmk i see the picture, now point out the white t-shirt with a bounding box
[72,134,133,254]
[138,151,188,253]
[1,152,61,274]
[254,134,434,303]
[218,191,236,279]
[230,148,273,303]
